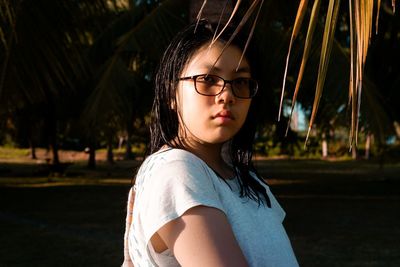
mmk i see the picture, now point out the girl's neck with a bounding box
[174,138,234,180]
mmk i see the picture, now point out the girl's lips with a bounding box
[213,110,234,124]
[213,110,234,120]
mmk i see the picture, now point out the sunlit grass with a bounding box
[0,147,30,159]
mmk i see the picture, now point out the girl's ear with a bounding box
[170,98,176,110]
[169,81,177,110]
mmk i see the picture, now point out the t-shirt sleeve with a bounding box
[138,158,226,244]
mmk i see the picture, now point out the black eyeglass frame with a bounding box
[177,74,258,99]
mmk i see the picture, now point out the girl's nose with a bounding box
[216,84,236,104]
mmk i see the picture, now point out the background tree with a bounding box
[1,0,398,166]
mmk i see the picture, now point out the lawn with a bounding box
[0,149,399,266]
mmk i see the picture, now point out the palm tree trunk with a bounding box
[88,139,96,169]
[365,133,371,160]
[352,146,357,160]
[28,124,37,159]
[49,135,60,165]
[321,133,328,158]
[124,123,134,160]
[125,138,133,160]
[46,109,60,165]
[29,140,37,160]
[107,134,114,164]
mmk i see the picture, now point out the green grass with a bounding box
[1,181,399,266]
[0,147,30,159]
[1,146,400,266]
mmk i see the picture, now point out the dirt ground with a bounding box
[0,152,399,266]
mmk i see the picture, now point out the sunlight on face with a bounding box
[176,42,252,145]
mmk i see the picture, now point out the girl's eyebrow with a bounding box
[236,66,251,73]
[202,65,251,73]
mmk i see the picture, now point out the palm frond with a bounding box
[0,0,113,106]
[376,0,381,34]
[83,0,187,130]
[362,76,395,145]
[207,0,263,73]
[305,0,341,146]
[347,0,376,149]
[211,0,231,42]
[195,0,208,31]
[278,0,309,122]
[208,0,242,46]
[82,57,135,126]
[116,0,187,57]
[285,0,321,136]
[273,0,397,148]
[236,0,264,71]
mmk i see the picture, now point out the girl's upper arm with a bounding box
[156,205,249,267]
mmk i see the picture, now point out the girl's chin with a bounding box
[177,128,238,145]
[181,136,233,146]
[202,135,235,144]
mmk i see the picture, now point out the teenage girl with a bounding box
[122,20,299,267]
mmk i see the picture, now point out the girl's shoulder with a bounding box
[147,147,204,164]
[138,148,208,177]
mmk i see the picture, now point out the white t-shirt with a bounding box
[128,148,299,267]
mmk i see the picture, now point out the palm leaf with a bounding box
[236,0,264,71]
[278,0,308,121]
[362,76,395,145]
[0,0,112,106]
[211,0,231,43]
[207,0,262,73]
[84,0,187,129]
[116,0,187,57]
[82,57,135,126]
[305,0,341,146]
[272,0,397,149]
[285,0,321,136]
[348,0,356,143]
[0,26,7,50]
[376,0,381,34]
[208,0,242,46]
[195,0,208,30]
[347,0,377,149]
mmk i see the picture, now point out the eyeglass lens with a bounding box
[195,75,256,98]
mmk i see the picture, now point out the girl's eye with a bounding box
[198,75,219,84]
[234,78,250,86]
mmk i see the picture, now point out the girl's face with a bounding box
[176,42,253,145]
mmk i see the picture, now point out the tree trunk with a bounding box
[107,135,114,164]
[125,138,133,160]
[352,146,357,160]
[27,120,38,160]
[29,140,37,160]
[88,139,96,169]
[124,123,134,160]
[118,135,124,150]
[365,133,371,160]
[46,109,60,165]
[322,133,328,158]
[50,140,60,165]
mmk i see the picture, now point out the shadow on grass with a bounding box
[1,159,399,266]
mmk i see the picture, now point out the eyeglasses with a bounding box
[178,74,258,99]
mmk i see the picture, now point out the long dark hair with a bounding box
[149,20,271,207]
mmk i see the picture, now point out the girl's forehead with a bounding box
[182,42,250,75]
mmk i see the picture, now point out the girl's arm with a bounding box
[156,205,249,267]
[122,187,135,267]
